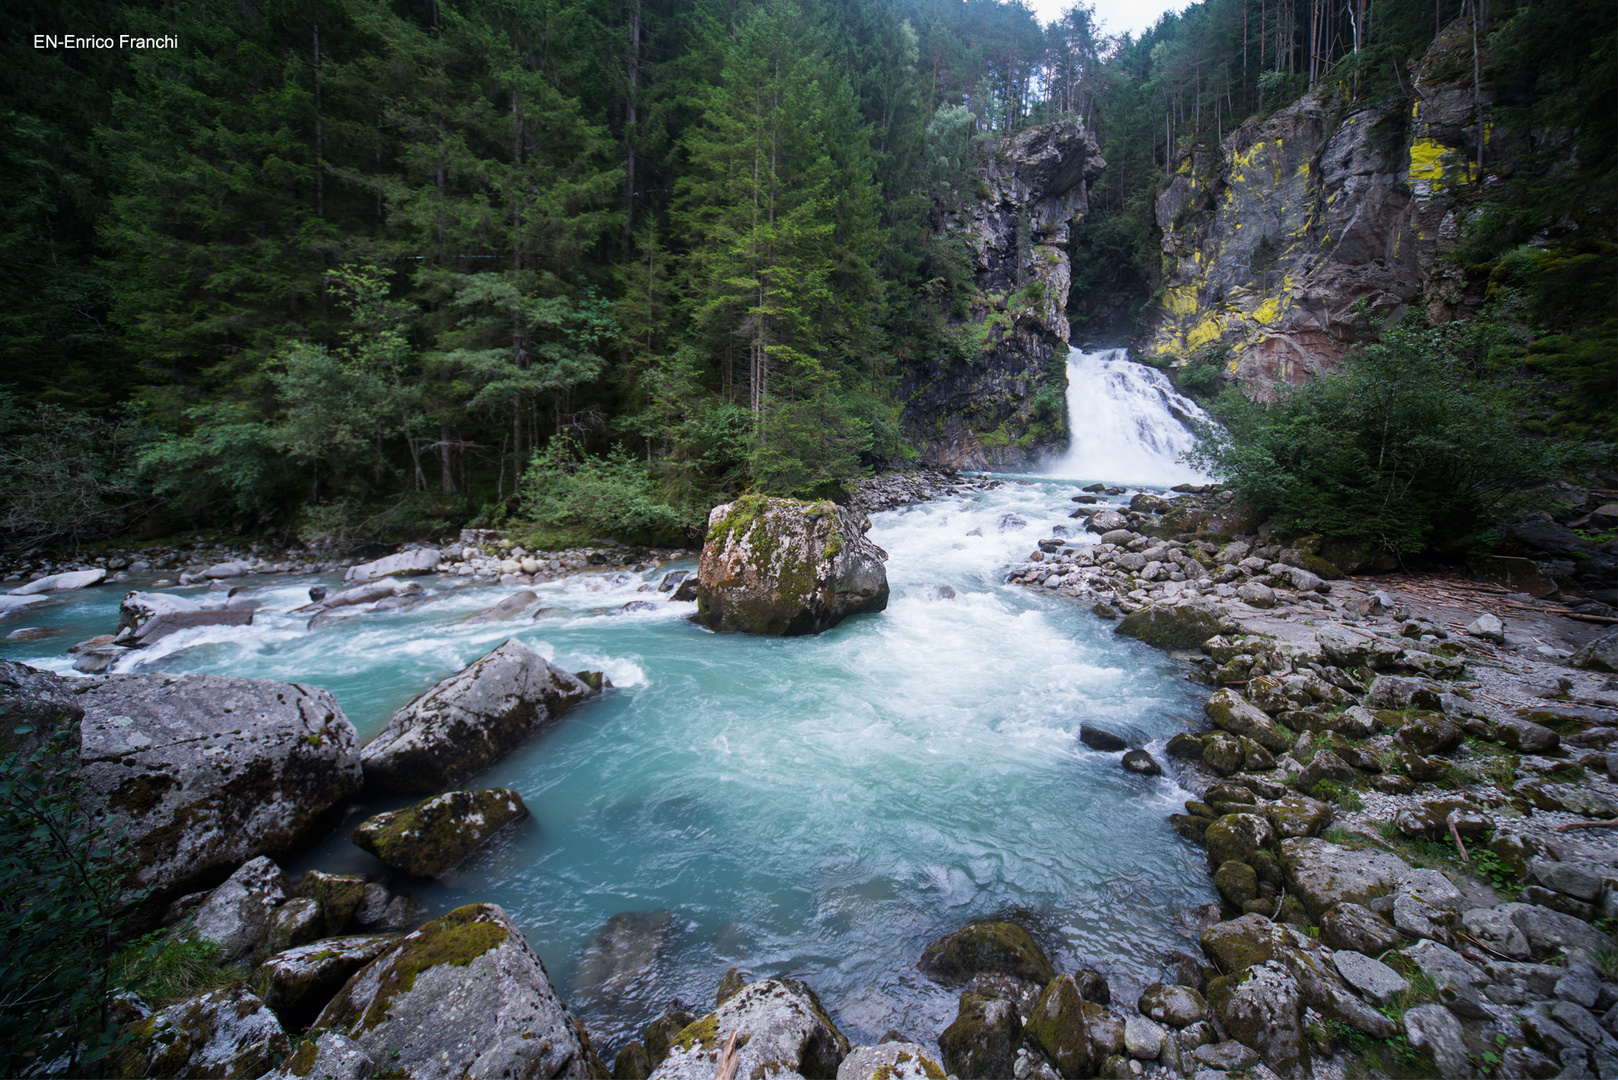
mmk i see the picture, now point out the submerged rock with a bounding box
[75,672,362,901]
[571,909,678,1009]
[695,495,888,636]
[351,788,528,878]
[464,590,537,623]
[917,920,1057,987]
[317,904,601,1078]
[360,638,597,794]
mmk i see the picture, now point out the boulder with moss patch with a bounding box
[74,671,362,905]
[1205,962,1308,1080]
[835,1042,946,1080]
[294,870,369,937]
[351,788,528,879]
[314,903,601,1078]
[255,933,399,1031]
[695,495,888,636]
[257,1031,375,1080]
[1113,600,1234,649]
[113,984,289,1079]
[360,639,598,794]
[917,920,1057,987]
[1023,974,1125,1078]
[648,976,850,1079]
[937,993,1022,1080]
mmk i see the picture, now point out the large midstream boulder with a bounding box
[114,590,256,647]
[360,639,598,794]
[695,495,888,636]
[315,903,602,1078]
[648,977,850,1080]
[343,547,441,583]
[75,672,363,901]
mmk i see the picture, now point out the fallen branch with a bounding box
[1446,812,1471,862]
[1554,818,1618,831]
[716,1029,740,1080]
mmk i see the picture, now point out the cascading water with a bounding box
[0,370,1228,1055]
[1046,346,1216,487]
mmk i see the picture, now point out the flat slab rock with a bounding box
[315,903,599,1079]
[351,787,528,878]
[360,638,597,794]
[75,671,363,899]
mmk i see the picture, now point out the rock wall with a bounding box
[1142,18,1488,396]
[902,119,1104,468]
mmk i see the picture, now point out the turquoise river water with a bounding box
[0,348,1221,1053]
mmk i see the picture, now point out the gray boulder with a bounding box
[315,903,601,1078]
[351,788,528,878]
[1402,1003,1471,1077]
[190,856,288,961]
[9,568,107,595]
[1087,509,1129,533]
[836,1043,945,1080]
[77,673,362,900]
[113,985,288,1079]
[343,548,441,583]
[1319,902,1402,955]
[360,639,597,794]
[256,934,399,1030]
[1203,688,1292,753]
[1138,983,1209,1028]
[1571,629,1618,673]
[695,495,888,635]
[648,976,849,1080]
[114,589,256,647]
[0,659,84,760]
[1114,600,1233,649]
[1465,612,1506,643]
[464,591,537,623]
[257,1031,375,1080]
[0,593,50,615]
[1207,961,1308,1079]
[1401,939,1492,1018]
[1331,951,1408,1007]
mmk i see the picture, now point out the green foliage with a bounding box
[1192,311,1580,555]
[114,931,240,1011]
[521,435,690,544]
[0,723,146,1077]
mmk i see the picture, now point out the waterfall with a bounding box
[1044,346,1216,488]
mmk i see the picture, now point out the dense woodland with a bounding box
[1,0,1613,551]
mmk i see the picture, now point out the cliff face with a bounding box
[1142,19,1487,395]
[901,119,1105,469]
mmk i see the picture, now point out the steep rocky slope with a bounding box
[901,119,1104,468]
[1143,19,1491,395]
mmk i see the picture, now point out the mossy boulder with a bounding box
[1394,712,1463,755]
[1113,600,1233,649]
[314,903,601,1078]
[1262,795,1332,839]
[650,977,849,1079]
[613,1040,653,1079]
[1278,837,1414,919]
[255,933,399,1031]
[1205,962,1308,1080]
[351,788,527,879]
[695,495,888,635]
[360,638,598,794]
[1319,902,1402,955]
[938,993,1022,1079]
[295,870,368,937]
[114,985,289,1079]
[1204,812,1275,869]
[917,920,1057,987]
[835,1042,947,1080]
[1023,975,1125,1078]
[1203,689,1292,753]
[1213,860,1261,908]
[1201,732,1246,775]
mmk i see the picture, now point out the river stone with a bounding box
[343,548,441,583]
[76,672,362,902]
[1402,1003,1470,1076]
[571,909,677,1010]
[0,593,49,615]
[1203,689,1292,752]
[1023,975,1125,1079]
[1571,629,1618,673]
[0,659,84,760]
[649,976,849,1080]
[835,1042,943,1080]
[1205,812,1274,868]
[361,638,597,794]
[936,993,1020,1080]
[1278,836,1414,917]
[1213,860,1260,907]
[1401,939,1491,1018]
[352,788,528,878]
[1114,600,1232,649]
[262,897,323,960]
[1192,1040,1260,1072]
[1079,724,1129,751]
[1138,983,1209,1028]
[1087,509,1129,533]
[1201,732,1245,775]
[917,920,1055,986]
[1330,951,1408,1006]
[1124,1014,1166,1059]
[1236,582,1277,608]
[255,933,399,1030]
[1465,612,1506,643]
[191,856,289,961]
[1206,961,1308,1079]
[1394,712,1463,755]
[464,590,537,623]
[8,567,107,594]
[1497,902,1615,960]
[1121,748,1162,776]
[1530,859,1614,902]
[695,495,888,636]
[114,984,289,1079]
[1319,902,1401,955]
[295,870,368,937]
[1264,795,1332,839]
[315,903,600,1078]
[258,1031,375,1080]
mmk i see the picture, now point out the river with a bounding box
[0,346,1221,1053]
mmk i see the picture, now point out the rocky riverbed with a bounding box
[4,469,1618,1079]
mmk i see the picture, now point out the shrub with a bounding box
[520,435,690,544]
[1190,311,1579,555]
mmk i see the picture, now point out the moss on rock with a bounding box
[917,920,1057,986]
[351,788,527,879]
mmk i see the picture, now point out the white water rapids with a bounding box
[0,346,1224,1055]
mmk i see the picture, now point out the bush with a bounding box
[0,723,146,1076]
[521,435,690,543]
[1190,312,1578,555]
